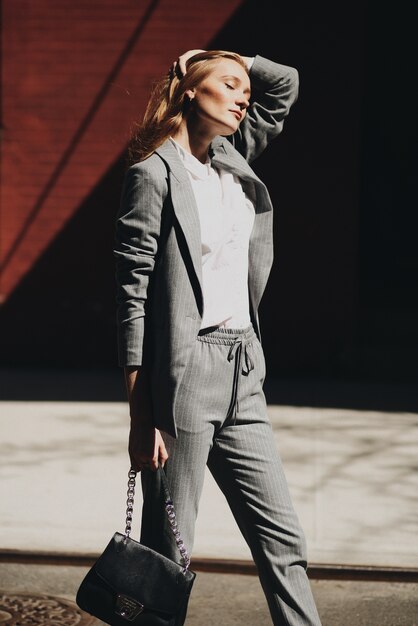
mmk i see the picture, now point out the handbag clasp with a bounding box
[115,594,144,620]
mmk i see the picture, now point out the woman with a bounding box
[114,49,322,626]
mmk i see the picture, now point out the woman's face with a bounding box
[187,59,251,136]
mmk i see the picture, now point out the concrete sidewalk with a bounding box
[1,372,418,625]
[1,376,418,568]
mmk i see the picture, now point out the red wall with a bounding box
[1,0,376,379]
[0,0,242,301]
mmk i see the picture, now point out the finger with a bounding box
[148,455,159,471]
[159,450,169,467]
[151,439,160,471]
[179,48,206,76]
[159,443,169,467]
[178,57,187,77]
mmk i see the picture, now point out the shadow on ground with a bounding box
[1,368,417,412]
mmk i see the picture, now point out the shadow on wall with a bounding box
[0,157,125,369]
[0,0,362,378]
[1,0,417,387]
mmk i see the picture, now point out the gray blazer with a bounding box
[114,55,299,437]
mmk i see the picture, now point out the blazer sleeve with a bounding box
[114,159,168,367]
[228,54,299,163]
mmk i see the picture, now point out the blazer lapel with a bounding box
[155,136,274,322]
[155,140,204,313]
[211,137,274,317]
[210,137,272,213]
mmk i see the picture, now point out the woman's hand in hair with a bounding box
[172,49,206,77]
[171,51,253,78]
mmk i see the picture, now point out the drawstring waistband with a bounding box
[197,324,256,423]
[227,337,255,422]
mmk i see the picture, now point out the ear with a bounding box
[185,88,196,100]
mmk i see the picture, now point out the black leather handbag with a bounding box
[76,467,196,625]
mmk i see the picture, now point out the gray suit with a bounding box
[115,55,323,626]
[115,55,298,438]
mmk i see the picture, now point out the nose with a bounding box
[237,92,250,111]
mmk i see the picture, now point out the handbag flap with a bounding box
[94,533,195,614]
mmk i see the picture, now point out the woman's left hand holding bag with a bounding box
[125,366,169,472]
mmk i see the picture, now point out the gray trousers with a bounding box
[141,324,322,626]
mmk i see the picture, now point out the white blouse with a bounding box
[169,137,255,329]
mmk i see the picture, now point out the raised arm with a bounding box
[173,50,298,163]
[229,55,299,163]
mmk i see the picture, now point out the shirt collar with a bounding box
[169,137,212,181]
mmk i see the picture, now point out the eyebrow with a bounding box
[221,74,251,95]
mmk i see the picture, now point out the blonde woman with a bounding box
[114,49,322,625]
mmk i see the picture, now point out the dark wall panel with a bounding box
[1,0,416,383]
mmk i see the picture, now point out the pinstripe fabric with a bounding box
[115,55,322,624]
[140,325,322,626]
[114,55,299,438]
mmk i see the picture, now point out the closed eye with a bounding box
[225,83,234,89]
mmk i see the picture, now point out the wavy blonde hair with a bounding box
[128,50,248,164]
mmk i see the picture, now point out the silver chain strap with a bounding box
[165,500,191,570]
[124,468,136,538]
[123,468,191,571]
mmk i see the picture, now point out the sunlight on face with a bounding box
[191,59,251,136]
